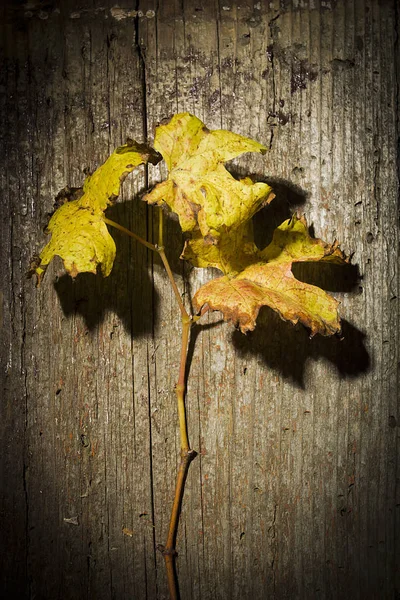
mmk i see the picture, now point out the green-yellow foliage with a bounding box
[34,140,160,284]
[143,113,274,241]
[33,112,348,337]
[144,113,348,336]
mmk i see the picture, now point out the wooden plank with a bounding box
[0,1,398,599]
[0,11,29,598]
[0,3,154,599]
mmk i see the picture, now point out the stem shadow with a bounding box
[185,319,224,381]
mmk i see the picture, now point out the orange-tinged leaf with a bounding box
[193,265,341,336]
[193,215,348,336]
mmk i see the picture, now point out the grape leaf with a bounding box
[181,222,257,276]
[192,214,348,336]
[143,113,274,241]
[33,140,160,285]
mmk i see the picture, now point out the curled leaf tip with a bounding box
[119,139,162,165]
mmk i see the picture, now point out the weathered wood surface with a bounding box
[1,1,399,599]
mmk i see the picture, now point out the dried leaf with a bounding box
[34,140,160,284]
[37,201,116,282]
[143,113,274,241]
[193,215,348,336]
[182,222,257,276]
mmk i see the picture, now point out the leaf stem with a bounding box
[104,217,157,251]
[105,215,188,320]
[104,213,195,599]
[157,247,188,319]
[156,207,188,318]
[158,206,164,248]
[175,316,191,453]
[162,314,196,600]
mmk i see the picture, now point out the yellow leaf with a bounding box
[144,113,273,241]
[181,222,257,276]
[193,215,348,336]
[80,140,160,212]
[38,200,116,279]
[259,214,346,265]
[34,140,160,284]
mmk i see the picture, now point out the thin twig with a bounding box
[162,447,197,600]
[106,214,197,599]
[104,217,157,251]
[155,207,196,599]
[162,316,196,600]
[158,206,164,248]
[157,247,188,319]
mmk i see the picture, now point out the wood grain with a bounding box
[1,1,398,599]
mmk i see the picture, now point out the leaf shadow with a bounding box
[53,200,159,337]
[226,168,309,250]
[192,173,368,387]
[232,312,369,388]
